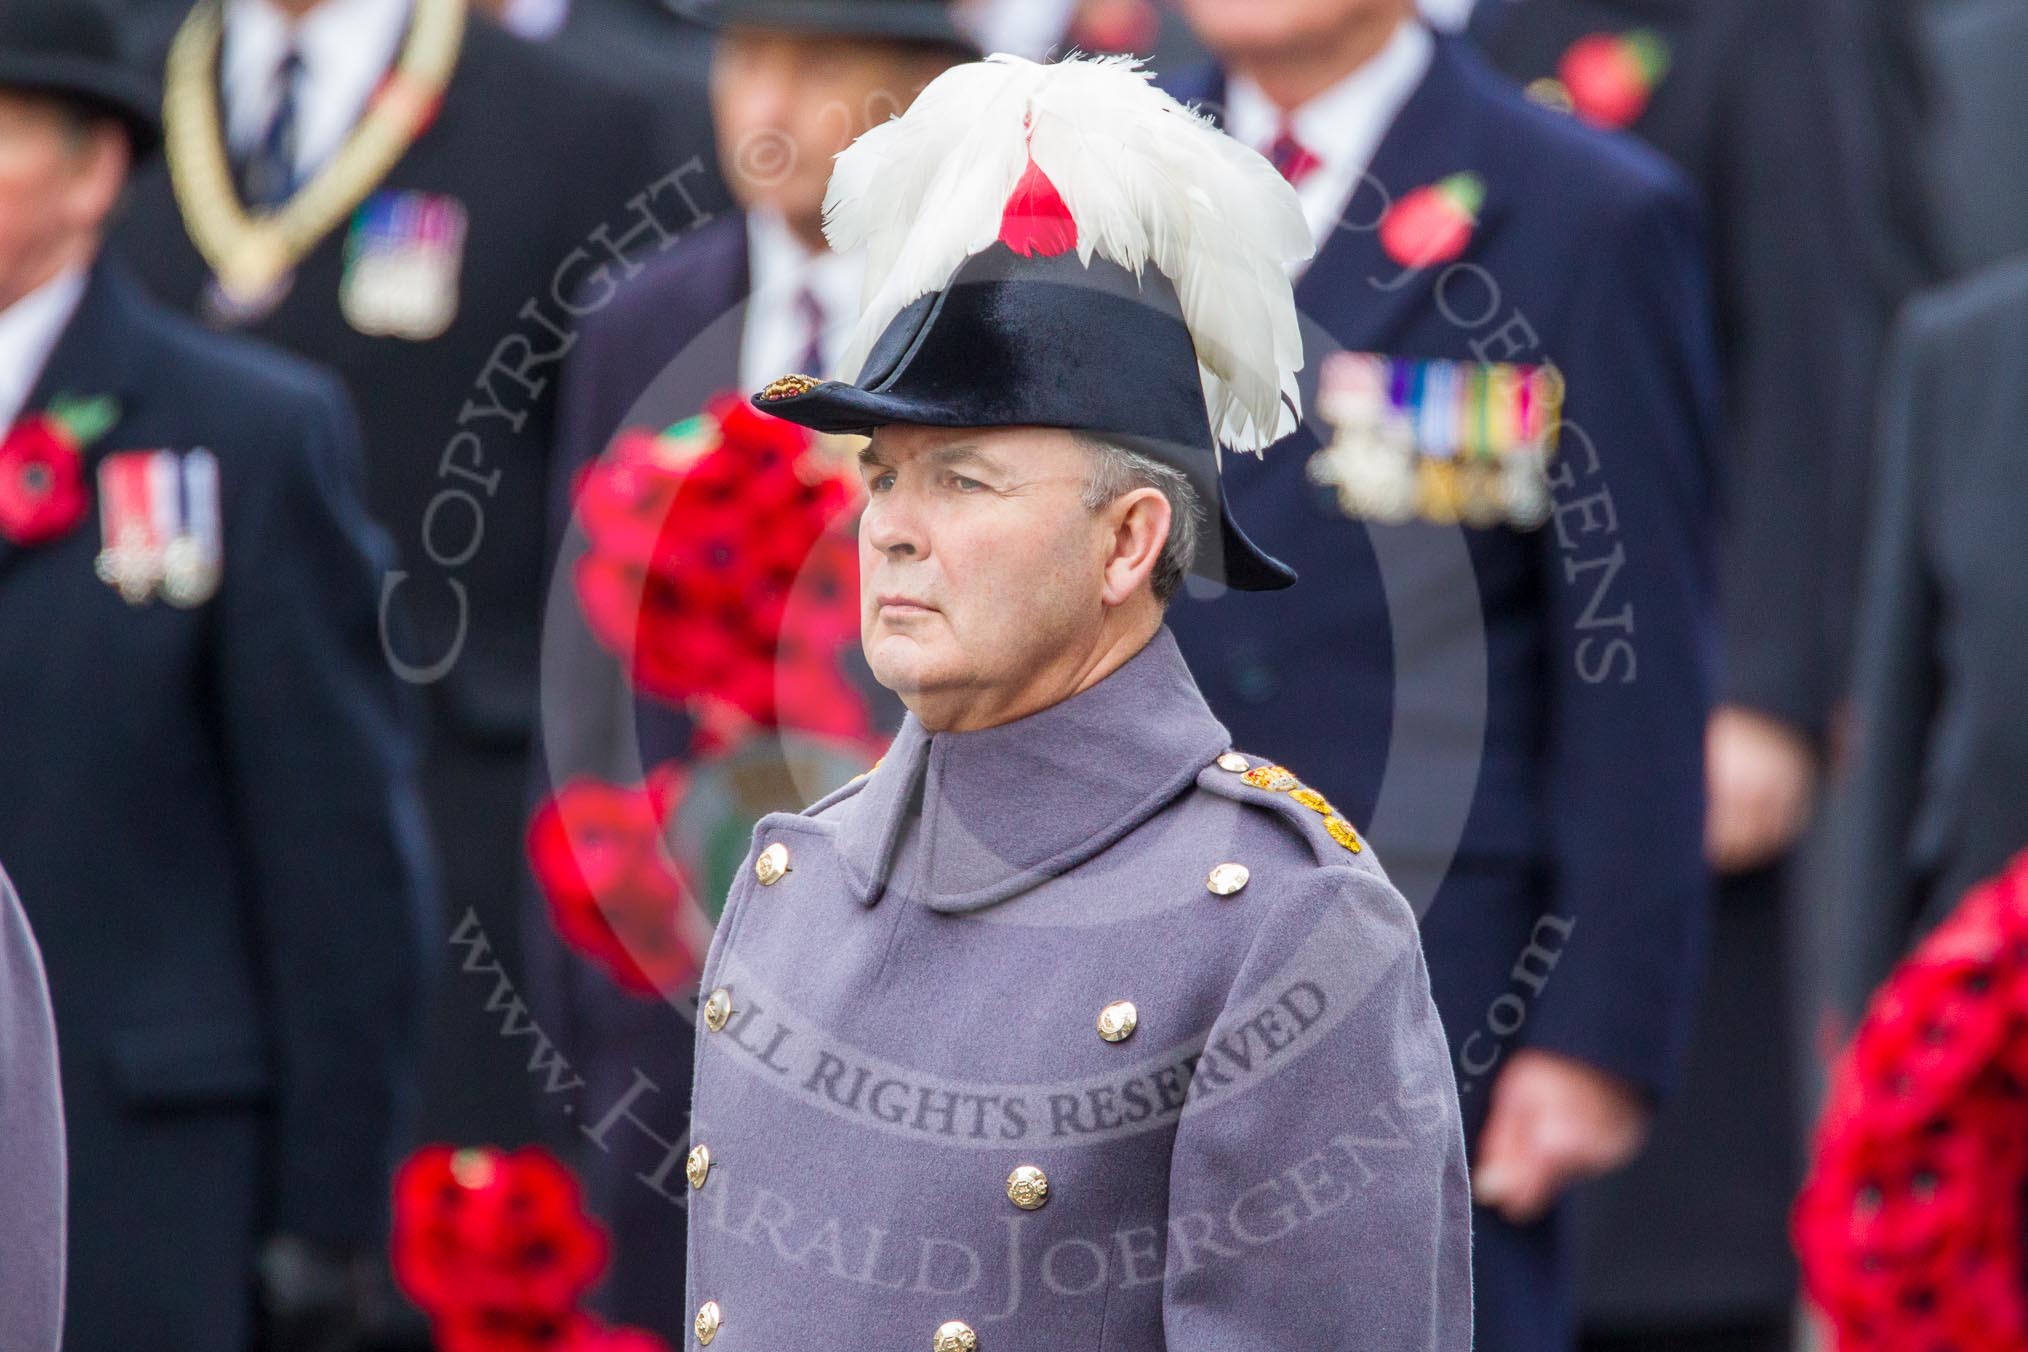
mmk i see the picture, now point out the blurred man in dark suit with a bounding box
[1833,255,2028,1022]
[0,863,63,1352]
[492,0,733,221]
[1459,1,1893,1343]
[0,5,431,1349]
[112,0,698,1152]
[1910,0,2028,278]
[1161,1,1721,1347]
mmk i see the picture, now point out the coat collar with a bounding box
[23,256,146,427]
[0,267,87,433]
[834,626,1233,914]
[0,257,148,578]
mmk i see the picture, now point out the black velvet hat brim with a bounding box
[761,378,1298,592]
[670,0,980,52]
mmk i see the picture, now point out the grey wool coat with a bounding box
[1,864,64,1352]
[683,628,1473,1350]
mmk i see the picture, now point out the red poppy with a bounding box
[1378,172,1484,269]
[775,629,877,744]
[1792,850,2028,1351]
[526,772,703,998]
[391,1146,610,1327]
[572,429,688,567]
[571,393,868,744]
[0,415,88,546]
[436,1309,591,1352]
[1556,30,1670,130]
[553,1321,674,1352]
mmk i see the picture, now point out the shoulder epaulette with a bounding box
[1195,752,1371,867]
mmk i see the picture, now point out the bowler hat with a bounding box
[671,0,979,53]
[0,0,160,159]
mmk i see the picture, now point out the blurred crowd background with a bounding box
[3,0,2027,1349]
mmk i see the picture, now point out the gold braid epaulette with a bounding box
[1234,762,1364,853]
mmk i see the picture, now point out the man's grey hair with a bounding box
[1076,436,1202,605]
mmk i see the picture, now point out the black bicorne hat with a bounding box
[757,243,1297,591]
[0,0,161,159]
[750,53,1318,592]
[672,0,980,52]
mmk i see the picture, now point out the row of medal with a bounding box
[338,190,468,341]
[204,189,469,340]
[1307,352,1566,529]
[93,449,224,608]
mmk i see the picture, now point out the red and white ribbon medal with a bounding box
[161,450,222,608]
[93,450,222,606]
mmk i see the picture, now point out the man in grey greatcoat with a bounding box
[672,52,1473,1349]
[1,863,64,1352]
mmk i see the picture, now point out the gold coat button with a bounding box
[933,1320,978,1352]
[755,841,790,885]
[1096,1000,1138,1043]
[686,1143,711,1190]
[1215,752,1249,773]
[702,987,732,1032]
[694,1299,721,1345]
[1006,1164,1049,1210]
[1206,862,1250,896]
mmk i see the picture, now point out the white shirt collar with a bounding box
[1225,20,1435,259]
[739,208,868,394]
[222,0,414,181]
[500,0,570,39]
[1418,0,1482,33]
[0,267,90,435]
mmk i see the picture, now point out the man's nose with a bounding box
[862,491,925,561]
[727,75,797,149]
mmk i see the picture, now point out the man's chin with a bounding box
[863,634,953,700]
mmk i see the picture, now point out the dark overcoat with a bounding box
[1163,36,1720,1352]
[113,8,688,1143]
[0,261,431,1352]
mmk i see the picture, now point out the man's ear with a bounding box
[1099,486,1171,608]
[71,121,130,237]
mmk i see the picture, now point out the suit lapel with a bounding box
[1173,42,1506,358]
[373,12,471,191]
[1466,0,1514,47]
[1294,38,1506,356]
[0,261,146,580]
[637,214,749,430]
[718,217,752,395]
[1160,62,1225,116]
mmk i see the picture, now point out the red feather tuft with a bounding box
[997,157,1077,257]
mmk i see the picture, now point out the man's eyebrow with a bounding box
[856,443,1005,473]
[928,445,1002,473]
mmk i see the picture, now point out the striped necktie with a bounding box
[240,48,305,210]
[1267,119,1322,188]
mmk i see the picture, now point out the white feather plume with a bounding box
[822,53,1314,455]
